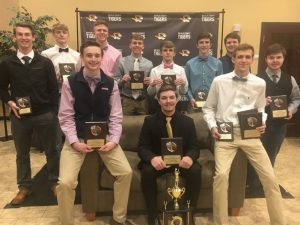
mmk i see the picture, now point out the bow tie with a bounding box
[164,64,173,69]
[59,48,69,53]
[199,57,208,62]
[232,76,247,82]
[85,75,101,83]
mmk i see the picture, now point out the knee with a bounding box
[58,177,78,190]
[141,165,156,183]
[214,171,229,185]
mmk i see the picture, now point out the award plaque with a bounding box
[163,169,192,225]
[193,90,208,108]
[270,95,288,118]
[238,110,262,139]
[161,74,176,86]
[59,63,75,80]
[161,137,183,165]
[129,71,144,90]
[217,122,233,141]
[84,122,107,149]
[16,96,32,115]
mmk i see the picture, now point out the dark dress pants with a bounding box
[141,162,202,219]
[10,111,59,189]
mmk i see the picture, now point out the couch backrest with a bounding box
[119,112,211,152]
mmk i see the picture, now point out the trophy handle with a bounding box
[178,187,185,199]
[167,187,174,200]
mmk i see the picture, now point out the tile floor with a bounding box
[0,121,299,225]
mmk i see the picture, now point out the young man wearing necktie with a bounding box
[0,23,59,205]
[147,41,188,112]
[138,85,201,225]
[247,43,300,193]
[202,44,286,225]
[114,34,153,115]
[57,41,133,225]
[185,32,223,109]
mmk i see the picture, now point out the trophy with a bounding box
[163,168,192,225]
[167,168,185,210]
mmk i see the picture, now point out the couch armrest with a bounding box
[80,151,104,213]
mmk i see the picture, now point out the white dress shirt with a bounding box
[203,71,267,130]
[147,62,188,97]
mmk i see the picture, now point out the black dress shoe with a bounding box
[148,216,161,225]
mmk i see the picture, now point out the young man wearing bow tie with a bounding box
[0,23,59,205]
[202,44,286,225]
[185,32,223,109]
[57,41,133,225]
[147,41,188,112]
[114,34,153,115]
[41,23,80,90]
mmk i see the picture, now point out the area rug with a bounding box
[4,165,81,208]
[245,185,294,199]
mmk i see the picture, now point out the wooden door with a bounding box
[258,22,300,137]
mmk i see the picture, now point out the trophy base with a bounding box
[163,203,192,225]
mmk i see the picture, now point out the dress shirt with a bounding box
[17,50,34,64]
[219,54,234,74]
[202,71,267,130]
[58,69,122,145]
[265,68,300,114]
[101,43,122,76]
[41,44,80,82]
[185,55,223,100]
[147,62,188,97]
[114,54,153,98]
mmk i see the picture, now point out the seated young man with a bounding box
[138,85,201,225]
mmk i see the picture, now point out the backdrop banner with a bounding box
[79,11,220,66]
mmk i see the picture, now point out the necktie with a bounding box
[272,74,278,83]
[232,76,247,82]
[22,56,31,66]
[85,76,100,93]
[59,48,69,53]
[164,64,173,69]
[132,58,140,99]
[166,117,173,138]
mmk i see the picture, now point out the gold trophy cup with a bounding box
[167,168,185,210]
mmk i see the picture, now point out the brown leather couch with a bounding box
[80,112,247,215]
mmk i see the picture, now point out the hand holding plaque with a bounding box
[15,96,32,115]
[84,122,107,149]
[129,71,144,90]
[217,122,233,141]
[270,95,288,118]
[193,90,208,108]
[161,137,183,165]
[237,109,262,139]
[59,63,75,80]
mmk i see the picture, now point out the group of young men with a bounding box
[0,18,299,225]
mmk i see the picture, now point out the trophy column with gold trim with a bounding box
[162,168,192,225]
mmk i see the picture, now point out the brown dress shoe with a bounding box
[11,188,31,205]
[111,219,134,225]
[85,212,96,221]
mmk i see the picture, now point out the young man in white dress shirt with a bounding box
[202,44,286,225]
[41,23,80,90]
[147,40,188,112]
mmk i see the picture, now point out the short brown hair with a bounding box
[52,23,69,33]
[160,40,176,51]
[233,43,254,58]
[224,31,241,44]
[265,43,286,58]
[130,34,144,43]
[196,32,212,43]
[93,19,109,29]
[80,41,103,56]
[13,22,34,36]
[157,84,178,99]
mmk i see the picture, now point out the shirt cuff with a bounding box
[67,135,79,145]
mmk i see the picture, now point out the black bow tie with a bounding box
[59,48,69,53]
[232,76,247,82]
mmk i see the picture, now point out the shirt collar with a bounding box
[54,44,69,51]
[130,54,142,61]
[232,71,250,80]
[266,67,281,79]
[82,68,101,81]
[17,50,34,61]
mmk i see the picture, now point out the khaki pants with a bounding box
[122,96,148,115]
[57,143,132,225]
[213,128,285,225]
